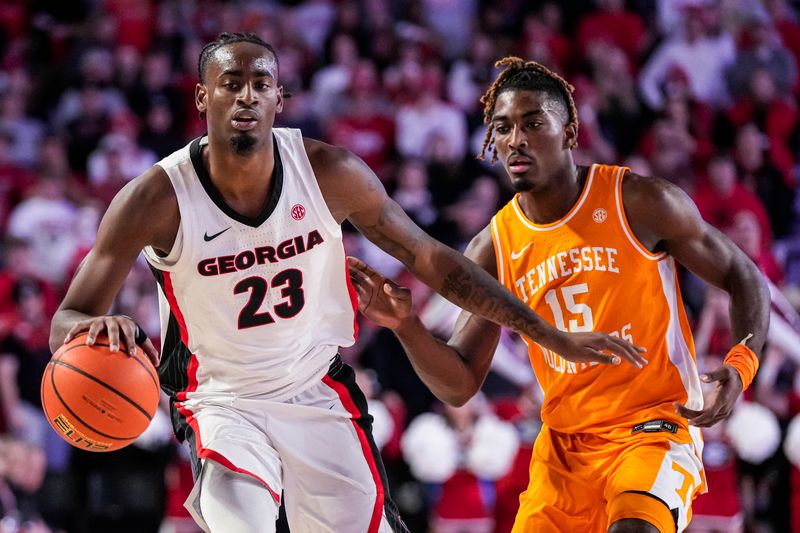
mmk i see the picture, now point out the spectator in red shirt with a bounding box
[103,0,156,53]
[520,5,570,73]
[728,69,798,187]
[693,153,773,246]
[726,210,784,285]
[325,60,396,178]
[576,0,645,71]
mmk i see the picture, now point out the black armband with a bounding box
[120,314,149,346]
[134,323,149,346]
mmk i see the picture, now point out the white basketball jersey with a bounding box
[144,128,357,401]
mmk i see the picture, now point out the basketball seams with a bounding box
[47,360,140,441]
[50,359,154,421]
[58,342,158,385]
[130,350,159,387]
[55,340,159,391]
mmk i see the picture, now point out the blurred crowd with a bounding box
[0,0,799,532]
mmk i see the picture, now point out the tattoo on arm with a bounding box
[440,263,531,333]
[440,266,473,303]
[359,201,422,266]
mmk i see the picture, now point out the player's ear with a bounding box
[564,121,578,149]
[275,86,285,114]
[195,83,208,119]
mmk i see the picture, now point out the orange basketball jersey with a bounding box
[490,164,703,444]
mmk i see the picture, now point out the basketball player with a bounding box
[48,36,644,533]
[347,57,770,533]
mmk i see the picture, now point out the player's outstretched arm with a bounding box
[622,173,770,427]
[309,139,646,368]
[347,229,503,406]
[48,167,177,365]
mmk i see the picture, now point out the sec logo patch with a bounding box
[592,208,607,223]
[291,204,306,220]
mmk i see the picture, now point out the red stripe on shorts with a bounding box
[323,375,383,532]
[199,448,281,503]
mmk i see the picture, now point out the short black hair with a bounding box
[478,57,579,162]
[197,32,279,83]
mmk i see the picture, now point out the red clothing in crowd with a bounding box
[104,0,156,52]
[0,2,26,41]
[493,445,533,533]
[728,99,798,187]
[693,182,773,244]
[326,114,395,178]
[433,470,493,531]
[576,9,644,68]
[753,248,785,285]
[692,438,743,531]
[521,21,571,73]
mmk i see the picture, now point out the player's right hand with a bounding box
[553,331,648,368]
[64,315,160,367]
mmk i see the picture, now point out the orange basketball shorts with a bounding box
[512,424,705,533]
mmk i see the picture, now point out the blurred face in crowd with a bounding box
[196,42,284,156]
[684,12,706,41]
[735,124,764,172]
[708,156,737,196]
[397,160,428,191]
[331,33,358,65]
[0,93,25,119]
[147,103,174,133]
[143,52,172,90]
[727,210,762,258]
[491,89,576,193]
[80,85,107,117]
[749,69,776,104]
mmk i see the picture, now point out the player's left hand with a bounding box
[674,364,743,427]
[347,256,414,330]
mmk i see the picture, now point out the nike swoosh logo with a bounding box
[203,227,231,242]
[510,242,532,260]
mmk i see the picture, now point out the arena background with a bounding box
[0,0,799,532]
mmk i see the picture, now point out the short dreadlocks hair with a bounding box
[198,32,279,83]
[478,57,578,162]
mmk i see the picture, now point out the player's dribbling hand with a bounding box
[554,331,648,368]
[347,256,413,330]
[674,364,742,427]
[64,315,160,367]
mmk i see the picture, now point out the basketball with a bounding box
[40,333,161,452]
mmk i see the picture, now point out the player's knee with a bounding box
[199,461,278,532]
[607,491,675,533]
[608,518,662,533]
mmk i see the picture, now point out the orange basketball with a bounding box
[40,333,160,452]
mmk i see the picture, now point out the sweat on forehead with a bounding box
[210,44,278,76]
